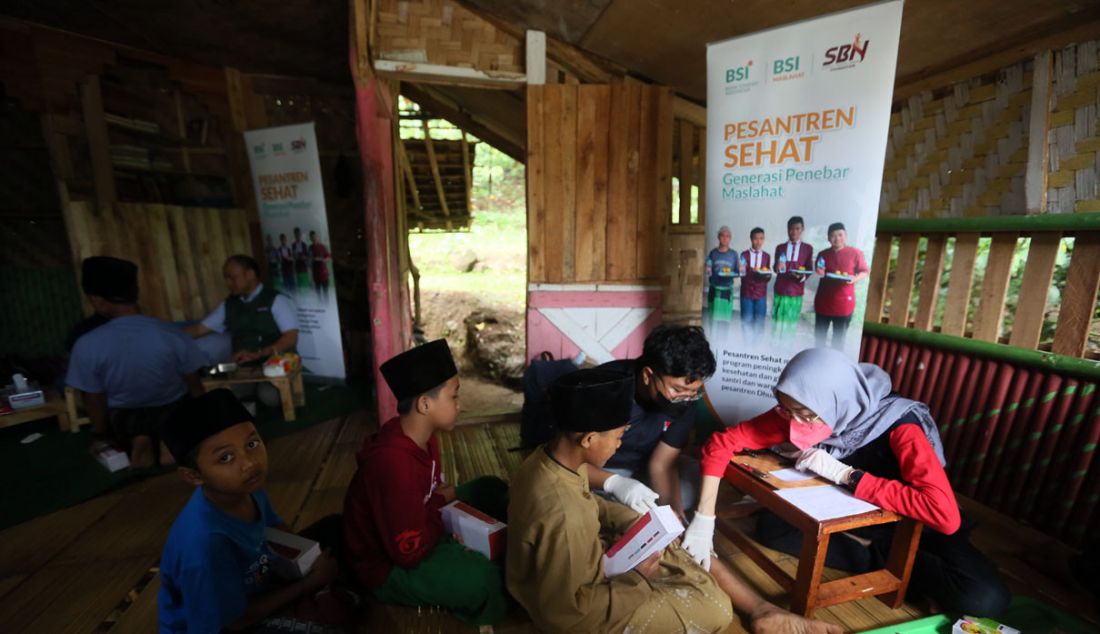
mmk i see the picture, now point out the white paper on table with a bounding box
[775,486,880,521]
[769,468,817,482]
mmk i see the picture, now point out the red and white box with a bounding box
[441,500,507,560]
[602,505,684,576]
[265,528,322,579]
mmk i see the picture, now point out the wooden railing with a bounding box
[868,214,1100,359]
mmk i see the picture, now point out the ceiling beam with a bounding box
[374,59,526,90]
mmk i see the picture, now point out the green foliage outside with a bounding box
[401,99,526,308]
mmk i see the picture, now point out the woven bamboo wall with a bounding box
[375,0,523,73]
[880,61,1032,218]
[881,38,1099,218]
[63,202,251,322]
[1048,41,1100,213]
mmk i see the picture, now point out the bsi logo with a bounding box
[725,60,752,83]
[772,56,799,75]
[252,143,265,155]
[823,33,870,69]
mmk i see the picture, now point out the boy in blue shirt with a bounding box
[158,389,339,633]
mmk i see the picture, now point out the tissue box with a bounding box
[603,505,684,577]
[265,528,321,579]
[9,390,45,410]
[952,616,1020,634]
[95,448,130,472]
[441,501,507,560]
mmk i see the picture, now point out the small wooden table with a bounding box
[718,454,922,617]
[201,366,305,421]
[0,389,72,432]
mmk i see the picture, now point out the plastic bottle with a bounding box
[778,253,787,274]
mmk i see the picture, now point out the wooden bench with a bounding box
[201,366,305,421]
[717,456,922,617]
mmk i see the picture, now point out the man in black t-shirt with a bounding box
[587,326,716,518]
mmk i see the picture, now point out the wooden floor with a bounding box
[0,410,1095,633]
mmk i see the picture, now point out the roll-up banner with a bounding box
[245,122,346,380]
[703,1,904,423]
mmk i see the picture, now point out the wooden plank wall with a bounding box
[866,228,1100,358]
[527,84,672,284]
[63,201,251,322]
[663,112,708,324]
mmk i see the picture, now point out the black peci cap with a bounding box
[550,367,634,433]
[380,339,459,400]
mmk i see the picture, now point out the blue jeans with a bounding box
[741,297,767,337]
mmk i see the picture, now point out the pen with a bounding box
[739,462,770,479]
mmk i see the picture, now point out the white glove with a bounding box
[795,448,854,485]
[603,474,660,514]
[682,512,715,571]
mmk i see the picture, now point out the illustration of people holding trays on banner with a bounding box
[813,222,869,350]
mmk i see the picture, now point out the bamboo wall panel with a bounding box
[375,0,523,73]
[861,332,1100,547]
[1047,41,1100,213]
[527,84,672,284]
[63,201,250,321]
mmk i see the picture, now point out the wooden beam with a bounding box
[526,30,546,85]
[674,96,707,129]
[374,59,525,89]
[1025,50,1052,214]
[940,233,981,337]
[913,235,947,331]
[678,120,693,225]
[421,119,450,218]
[79,74,115,210]
[1052,231,1100,357]
[865,235,894,323]
[461,131,472,214]
[972,232,1019,342]
[889,234,921,327]
[396,138,421,211]
[1008,232,1060,349]
[224,67,263,263]
[400,84,525,162]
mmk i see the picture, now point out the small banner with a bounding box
[245,122,346,380]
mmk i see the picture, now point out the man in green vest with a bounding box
[185,255,299,407]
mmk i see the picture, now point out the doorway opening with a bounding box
[398,96,526,416]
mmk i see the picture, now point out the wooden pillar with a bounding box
[224,67,265,267]
[79,74,116,210]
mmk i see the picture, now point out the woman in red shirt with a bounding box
[683,348,1009,616]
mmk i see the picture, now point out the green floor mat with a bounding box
[0,382,369,531]
[859,596,1098,634]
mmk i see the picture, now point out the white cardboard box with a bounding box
[265,528,321,579]
[602,505,684,577]
[440,500,507,560]
[95,448,130,472]
[952,617,1020,634]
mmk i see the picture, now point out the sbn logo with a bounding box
[823,34,870,66]
[726,60,752,82]
[773,56,799,74]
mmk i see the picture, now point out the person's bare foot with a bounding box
[130,435,155,469]
[159,441,176,466]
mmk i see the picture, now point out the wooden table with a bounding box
[0,389,72,432]
[201,366,305,421]
[717,454,922,617]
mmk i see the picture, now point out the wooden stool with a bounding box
[201,367,306,421]
[718,458,922,617]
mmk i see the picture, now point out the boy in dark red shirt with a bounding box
[342,340,509,626]
[309,231,331,301]
[772,216,814,336]
[740,227,771,337]
[813,222,869,349]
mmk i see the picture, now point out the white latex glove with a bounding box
[603,474,660,514]
[795,448,854,485]
[682,512,716,571]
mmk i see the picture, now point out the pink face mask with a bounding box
[775,406,832,449]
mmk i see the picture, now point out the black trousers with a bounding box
[756,510,1010,617]
[109,397,188,445]
[814,314,851,350]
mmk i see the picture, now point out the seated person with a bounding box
[185,255,298,408]
[342,339,509,627]
[508,367,841,634]
[588,325,714,518]
[158,389,339,632]
[66,256,206,468]
[688,348,1010,617]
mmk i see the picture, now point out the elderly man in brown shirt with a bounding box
[507,367,843,634]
